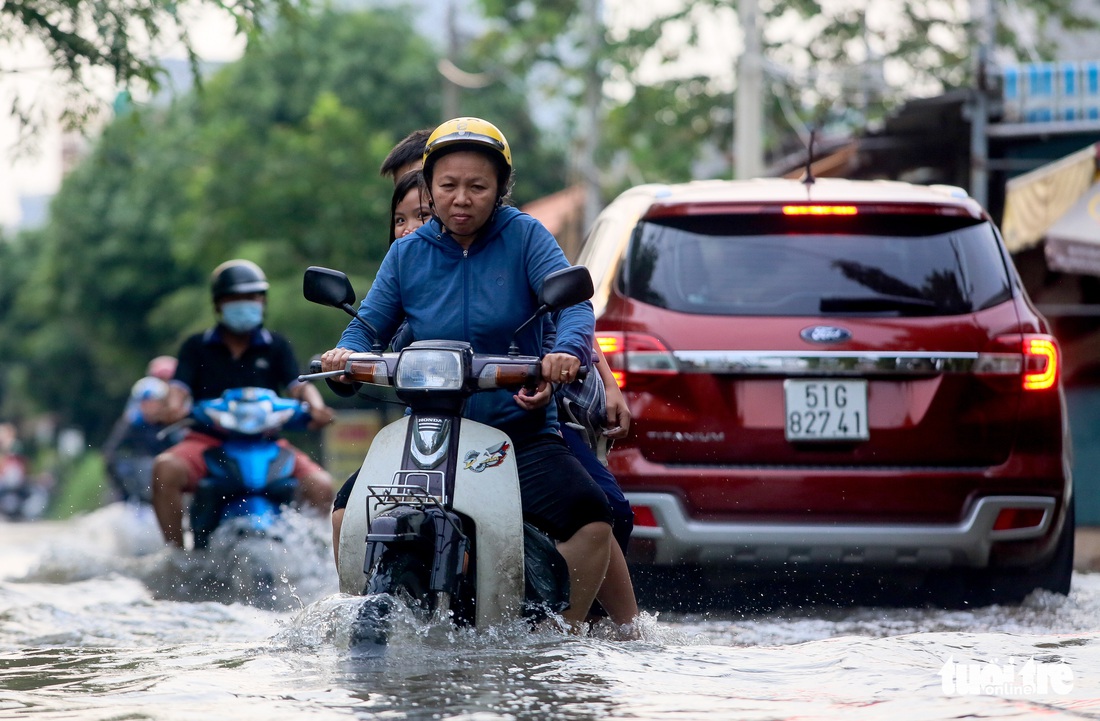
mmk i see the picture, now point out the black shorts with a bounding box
[515,433,613,541]
[332,433,612,541]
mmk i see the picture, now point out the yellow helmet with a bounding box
[422,117,512,171]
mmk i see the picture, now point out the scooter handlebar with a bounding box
[297,350,588,391]
[471,356,587,391]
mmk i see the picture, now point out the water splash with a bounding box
[15,503,338,610]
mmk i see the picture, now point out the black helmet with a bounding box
[210,259,269,300]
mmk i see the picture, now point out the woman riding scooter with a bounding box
[321,117,627,633]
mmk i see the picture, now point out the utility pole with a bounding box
[735,0,764,179]
[437,1,493,118]
[969,0,996,206]
[580,0,603,231]
[443,0,460,120]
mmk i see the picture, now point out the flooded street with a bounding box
[2,507,1099,720]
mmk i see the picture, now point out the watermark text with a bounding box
[941,656,1074,696]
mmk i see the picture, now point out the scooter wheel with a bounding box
[349,595,394,652]
[366,552,433,612]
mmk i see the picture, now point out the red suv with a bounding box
[578,178,1074,604]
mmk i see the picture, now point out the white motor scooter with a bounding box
[301,265,594,640]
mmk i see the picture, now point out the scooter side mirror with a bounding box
[507,265,595,357]
[304,266,357,315]
[303,265,384,354]
[538,265,594,311]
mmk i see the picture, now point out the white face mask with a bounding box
[220,300,264,333]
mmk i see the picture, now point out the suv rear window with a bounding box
[622,213,1013,317]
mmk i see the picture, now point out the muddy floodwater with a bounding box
[2,504,1098,720]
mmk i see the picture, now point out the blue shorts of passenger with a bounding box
[561,424,633,554]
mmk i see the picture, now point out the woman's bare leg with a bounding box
[556,521,612,632]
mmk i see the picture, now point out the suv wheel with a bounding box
[924,502,1074,608]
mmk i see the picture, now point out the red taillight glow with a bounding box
[596,335,626,386]
[782,205,859,216]
[1023,337,1058,390]
[597,335,623,355]
[596,332,678,389]
[597,333,626,388]
[632,505,659,528]
[992,507,1046,531]
[977,333,1060,391]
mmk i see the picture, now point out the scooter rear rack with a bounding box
[365,484,467,540]
[366,483,443,510]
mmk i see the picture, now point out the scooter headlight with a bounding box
[395,348,464,391]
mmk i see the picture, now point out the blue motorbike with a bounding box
[181,387,313,549]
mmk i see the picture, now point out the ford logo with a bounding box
[800,325,851,344]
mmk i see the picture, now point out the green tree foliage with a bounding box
[0,230,39,421]
[476,0,1099,185]
[1,7,565,442]
[0,0,300,131]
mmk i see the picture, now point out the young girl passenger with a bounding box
[389,170,430,244]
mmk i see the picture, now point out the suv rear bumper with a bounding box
[626,493,1057,568]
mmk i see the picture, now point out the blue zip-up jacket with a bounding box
[338,205,594,439]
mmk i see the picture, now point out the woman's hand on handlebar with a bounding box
[514,352,579,412]
[542,352,581,385]
[320,347,354,383]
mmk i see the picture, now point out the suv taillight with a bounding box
[596,332,678,390]
[1022,337,1058,390]
[975,334,1060,391]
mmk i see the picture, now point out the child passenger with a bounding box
[389,170,431,244]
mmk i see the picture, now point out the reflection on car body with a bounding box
[578,178,1074,605]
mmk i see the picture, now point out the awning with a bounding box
[1045,180,1100,276]
[1000,143,1099,253]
